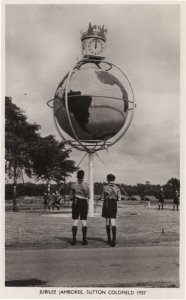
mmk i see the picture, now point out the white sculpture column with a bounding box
[89,152,94,216]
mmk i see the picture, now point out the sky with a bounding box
[5,3,180,185]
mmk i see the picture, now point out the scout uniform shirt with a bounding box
[101,183,121,201]
[71,180,89,201]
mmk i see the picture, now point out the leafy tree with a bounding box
[145,180,151,185]
[5,97,40,211]
[30,135,77,193]
[166,178,180,192]
[136,183,145,197]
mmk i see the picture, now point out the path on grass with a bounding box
[6,245,179,287]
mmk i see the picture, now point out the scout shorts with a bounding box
[72,198,88,220]
[102,198,117,218]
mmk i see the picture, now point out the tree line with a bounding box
[5,178,180,201]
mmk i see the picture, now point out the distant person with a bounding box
[43,193,49,210]
[101,174,121,247]
[43,192,50,210]
[158,187,165,210]
[173,190,179,211]
[47,193,52,209]
[144,197,151,209]
[51,192,56,210]
[54,191,61,210]
[70,170,89,246]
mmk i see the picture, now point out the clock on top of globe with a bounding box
[81,23,107,59]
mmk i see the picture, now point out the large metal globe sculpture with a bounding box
[48,59,135,152]
[47,23,135,215]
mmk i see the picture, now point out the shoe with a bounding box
[107,239,111,245]
[81,239,88,246]
[110,240,116,247]
[71,239,76,246]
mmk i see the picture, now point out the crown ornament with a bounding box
[81,22,107,42]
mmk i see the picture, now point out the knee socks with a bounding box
[82,226,88,245]
[72,226,77,242]
[112,226,116,241]
[106,225,116,242]
[106,225,111,242]
[82,226,87,241]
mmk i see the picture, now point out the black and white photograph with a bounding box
[1,1,185,299]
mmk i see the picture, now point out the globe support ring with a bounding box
[64,58,135,151]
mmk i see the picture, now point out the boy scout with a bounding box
[101,174,121,247]
[70,170,89,246]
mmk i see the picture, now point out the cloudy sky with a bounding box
[5,4,180,185]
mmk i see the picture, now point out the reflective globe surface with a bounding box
[54,61,129,142]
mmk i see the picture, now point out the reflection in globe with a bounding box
[68,91,92,133]
[54,61,130,143]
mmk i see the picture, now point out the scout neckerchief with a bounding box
[107,183,118,200]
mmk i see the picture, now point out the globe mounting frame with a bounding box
[47,58,135,153]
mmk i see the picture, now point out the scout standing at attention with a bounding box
[101,174,121,247]
[70,170,90,246]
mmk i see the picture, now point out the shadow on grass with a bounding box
[54,237,72,244]
[55,236,106,244]
[5,278,47,287]
[87,237,106,243]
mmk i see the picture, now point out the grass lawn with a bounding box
[5,199,179,249]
